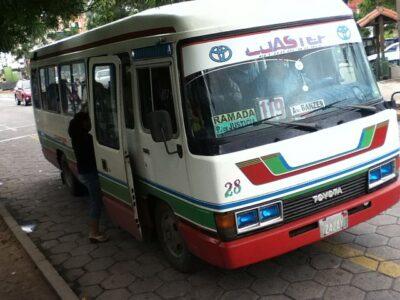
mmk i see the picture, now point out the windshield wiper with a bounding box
[337,104,377,113]
[261,120,320,132]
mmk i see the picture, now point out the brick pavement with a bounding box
[1,94,400,299]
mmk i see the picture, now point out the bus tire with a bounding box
[60,156,84,196]
[155,202,194,273]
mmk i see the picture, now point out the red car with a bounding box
[14,80,32,106]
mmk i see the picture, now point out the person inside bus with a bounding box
[68,112,108,243]
[208,69,243,114]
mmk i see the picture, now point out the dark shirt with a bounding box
[68,118,97,174]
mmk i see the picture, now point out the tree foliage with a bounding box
[0,0,187,56]
[357,0,395,17]
[87,0,186,30]
[0,0,86,55]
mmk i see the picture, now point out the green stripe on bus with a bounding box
[39,135,76,162]
[136,179,217,231]
[359,126,375,149]
[98,175,131,206]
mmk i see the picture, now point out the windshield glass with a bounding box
[182,21,381,139]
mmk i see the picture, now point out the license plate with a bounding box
[319,211,348,238]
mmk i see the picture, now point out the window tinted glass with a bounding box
[47,66,60,112]
[137,68,152,129]
[60,64,73,114]
[138,66,177,133]
[93,65,119,149]
[72,63,87,113]
[31,69,41,109]
[119,53,134,129]
[151,67,177,133]
[39,68,47,107]
[39,67,60,112]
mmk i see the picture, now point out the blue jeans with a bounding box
[78,172,102,220]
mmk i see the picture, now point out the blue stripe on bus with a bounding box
[138,148,400,211]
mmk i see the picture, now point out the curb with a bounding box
[0,204,78,300]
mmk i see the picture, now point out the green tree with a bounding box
[0,0,86,55]
[3,67,19,82]
[87,0,187,30]
[358,0,395,16]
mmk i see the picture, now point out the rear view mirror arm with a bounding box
[387,92,400,109]
[161,128,183,158]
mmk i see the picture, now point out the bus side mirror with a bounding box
[147,110,173,143]
[388,92,400,109]
[147,110,182,157]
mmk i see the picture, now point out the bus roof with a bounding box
[33,0,352,60]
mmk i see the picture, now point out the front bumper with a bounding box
[179,178,400,269]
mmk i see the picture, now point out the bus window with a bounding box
[31,69,41,109]
[60,64,73,114]
[93,64,119,150]
[40,66,60,113]
[39,68,47,108]
[72,62,87,113]
[118,53,134,129]
[138,66,177,133]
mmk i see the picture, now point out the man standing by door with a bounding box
[68,111,108,243]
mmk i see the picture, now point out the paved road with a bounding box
[1,92,400,300]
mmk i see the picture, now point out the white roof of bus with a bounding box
[34,0,352,59]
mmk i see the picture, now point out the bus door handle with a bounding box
[101,159,109,172]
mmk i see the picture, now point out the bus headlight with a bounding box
[368,159,397,189]
[237,209,259,229]
[215,201,283,240]
[235,201,283,234]
[259,203,281,222]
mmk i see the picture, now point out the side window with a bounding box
[72,63,87,113]
[60,64,73,114]
[137,68,152,129]
[47,66,60,112]
[40,66,60,113]
[60,62,87,114]
[138,66,177,133]
[31,69,41,109]
[93,64,119,149]
[39,68,47,108]
[119,53,134,129]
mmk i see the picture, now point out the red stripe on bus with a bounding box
[240,122,388,185]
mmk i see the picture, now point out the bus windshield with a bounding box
[182,20,381,140]
[184,43,380,139]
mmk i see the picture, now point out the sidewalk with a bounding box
[0,216,58,299]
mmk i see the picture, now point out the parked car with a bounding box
[368,42,400,64]
[14,80,31,106]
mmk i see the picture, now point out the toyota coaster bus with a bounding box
[30,0,400,271]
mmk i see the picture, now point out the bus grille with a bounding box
[282,173,368,223]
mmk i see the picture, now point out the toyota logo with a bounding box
[209,45,233,63]
[337,25,351,41]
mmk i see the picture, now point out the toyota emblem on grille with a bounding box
[313,187,343,203]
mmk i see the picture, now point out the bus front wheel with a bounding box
[155,203,194,272]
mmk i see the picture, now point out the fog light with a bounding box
[381,161,394,178]
[236,209,258,229]
[369,167,381,184]
[259,203,281,222]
